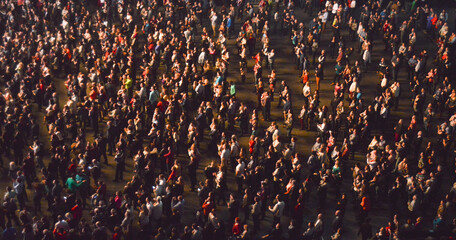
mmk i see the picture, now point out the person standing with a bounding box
[269,195,285,226]
[226,15,233,39]
[267,49,275,70]
[210,10,218,37]
[106,121,116,156]
[235,159,245,194]
[285,110,293,141]
[407,55,418,80]
[253,61,262,86]
[13,178,26,211]
[315,64,323,91]
[362,46,371,72]
[251,196,261,233]
[333,61,343,85]
[332,210,343,234]
[188,154,198,192]
[227,194,239,224]
[89,104,99,135]
[314,213,324,239]
[95,136,108,165]
[114,148,125,182]
[261,91,271,121]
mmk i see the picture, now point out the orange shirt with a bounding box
[302,72,309,84]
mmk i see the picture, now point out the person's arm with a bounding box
[269,203,277,213]
[74,180,84,188]
[163,151,172,158]
[261,233,270,239]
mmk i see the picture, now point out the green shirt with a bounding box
[66,178,83,192]
[335,64,343,75]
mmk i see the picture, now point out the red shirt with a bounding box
[202,200,214,216]
[164,151,174,165]
[232,222,241,236]
[114,196,122,209]
[89,90,98,101]
[113,232,122,240]
[167,169,177,182]
[249,140,255,154]
[361,196,370,211]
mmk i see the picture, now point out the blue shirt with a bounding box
[227,18,232,28]
[215,76,223,85]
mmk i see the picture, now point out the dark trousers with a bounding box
[263,106,270,121]
[287,127,293,140]
[101,150,108,164]
[108,140,115,155]
[115,164,124,181]
[17,193,26,211]
[189,171,197,190]
[236,177,243,193]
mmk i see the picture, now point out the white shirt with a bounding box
[392,84,400,97]
[184,29,191,41]
[315,218,323,232]
[146,201,154,217]
[270,201,285,217]
[415,60,422,72]
[381,77,388,88]
[272,128,280,140]
[231,142,240,158]
[273,139,282,152]
[363,50,371,63]
[303,85,311,97]
[220,148,230,161]
[195,83,203,95]
[366,151,377,170]
[349,81,358,93]
[235,161,245,177]
[317,122,327,132]
[320,12,328,23]
[208,212,220,229]
[332,3,339,14]
[211,14,218,26]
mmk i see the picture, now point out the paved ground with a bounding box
[0,2,454,239]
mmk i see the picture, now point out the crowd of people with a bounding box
[0,0,455,239]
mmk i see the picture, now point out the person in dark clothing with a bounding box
[96,136,108,164]
[188,155,198,192]
[106,121,117,156]
[332,210,343,234]
[114,148,125,182]
[227,193,239,224]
